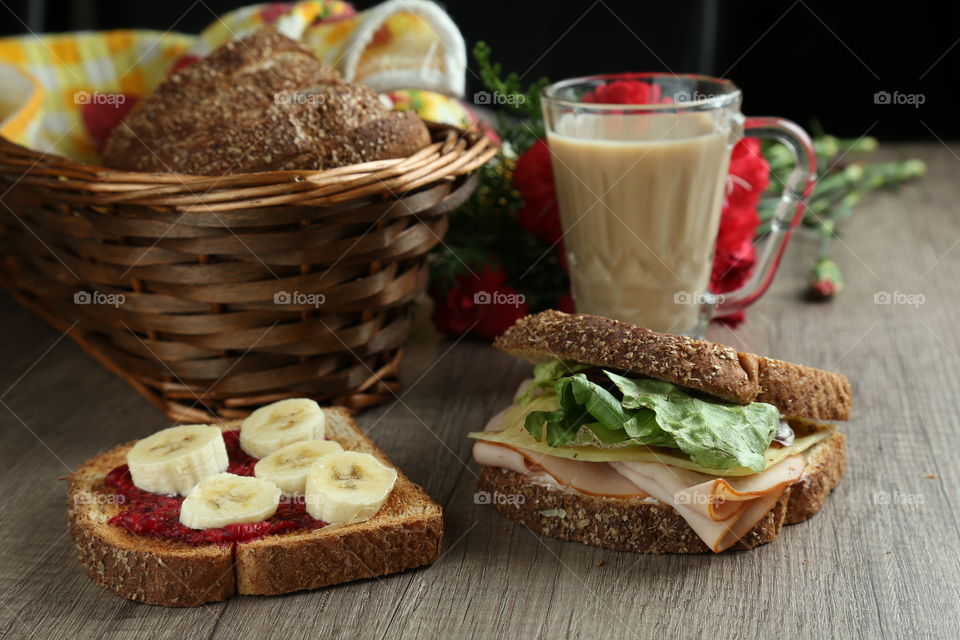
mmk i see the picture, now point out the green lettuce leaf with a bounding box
[604,372,779,471]
[516,360,589,406]
[523,374,609,446]
[522,368,780,471]
[525,374,672,448]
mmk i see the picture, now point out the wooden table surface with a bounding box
[1,142,957,639]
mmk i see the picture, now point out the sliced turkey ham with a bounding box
[472,439,805,553]
[473,441,649,498]
[611,456,804,552]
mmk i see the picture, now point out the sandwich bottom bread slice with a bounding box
[68,407,442,606]
[470,311,849,554]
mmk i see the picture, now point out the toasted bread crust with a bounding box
[757,357,852,423]
[67,409,443,606]
[477,432,845,554]
[68,442,236,606]
[235,410,444,596]
[785,431,847,524]
[236,507,443,595]
[494,311,852,421]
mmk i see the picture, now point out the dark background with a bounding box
[1,0,954,140]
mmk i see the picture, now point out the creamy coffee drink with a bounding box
[547,112,731,332]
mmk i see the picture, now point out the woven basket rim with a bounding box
[0,121,496,210]
[0,122,491,421]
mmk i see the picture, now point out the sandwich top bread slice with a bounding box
[69,403,442,607]
[470,311,849,553]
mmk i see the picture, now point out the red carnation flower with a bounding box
[709,138,770,326]
[807,257,842,300]
[430,265,528,340]
[582,79,663,105]
[513,139,568,272]
[725,137,769,210]
[710,138,770,294]
[513,139,562,246]
[711,215,757,293]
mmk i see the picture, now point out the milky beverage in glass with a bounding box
[541,74,816,335]
[548,112,730,332]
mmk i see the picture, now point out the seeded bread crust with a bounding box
[67,408,443,607]
[67,441,236,607]
[101,29,430,175]
[477,432,845,554]
[234,412,443,595]
[494,311,852,421]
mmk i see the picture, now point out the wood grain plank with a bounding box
[0,318,225,640]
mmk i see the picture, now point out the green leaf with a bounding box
[521,366,781,471]
[604,372,779,471]
[524,408,561,443]
[517,361,587,405]
[524,373,672,449]
[473,42,548,120]
[559,375,633,434]
[568,421,632,446]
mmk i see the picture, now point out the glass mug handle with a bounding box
[711,117,816,319]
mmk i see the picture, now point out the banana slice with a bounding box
[254,439,344,496]
[179,473,281,529]
[127,424,228,495]
[305,451,397,525]
[240,398,326,459]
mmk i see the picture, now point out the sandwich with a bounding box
[68,400,442,606]
[470,310,849,553]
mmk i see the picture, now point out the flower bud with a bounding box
[808,258,843,300]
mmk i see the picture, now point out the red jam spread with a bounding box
[104,430,327,545]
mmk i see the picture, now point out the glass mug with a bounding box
[541,73,815,335]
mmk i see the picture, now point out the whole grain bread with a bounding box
[477,432,845,554]
[494,310,852,421]
[67,408,443,607]
[101,29,430,175]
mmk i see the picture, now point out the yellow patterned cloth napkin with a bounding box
[0,0,474,165]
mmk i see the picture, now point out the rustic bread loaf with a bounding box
[102,28,431,175]
[494,310,852,421]
[67,408,443,607]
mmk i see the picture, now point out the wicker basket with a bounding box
[0,123,495,422]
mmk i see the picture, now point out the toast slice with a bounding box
[68,408,443,607]
[495,310,852,421]
[477,432,845,554]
